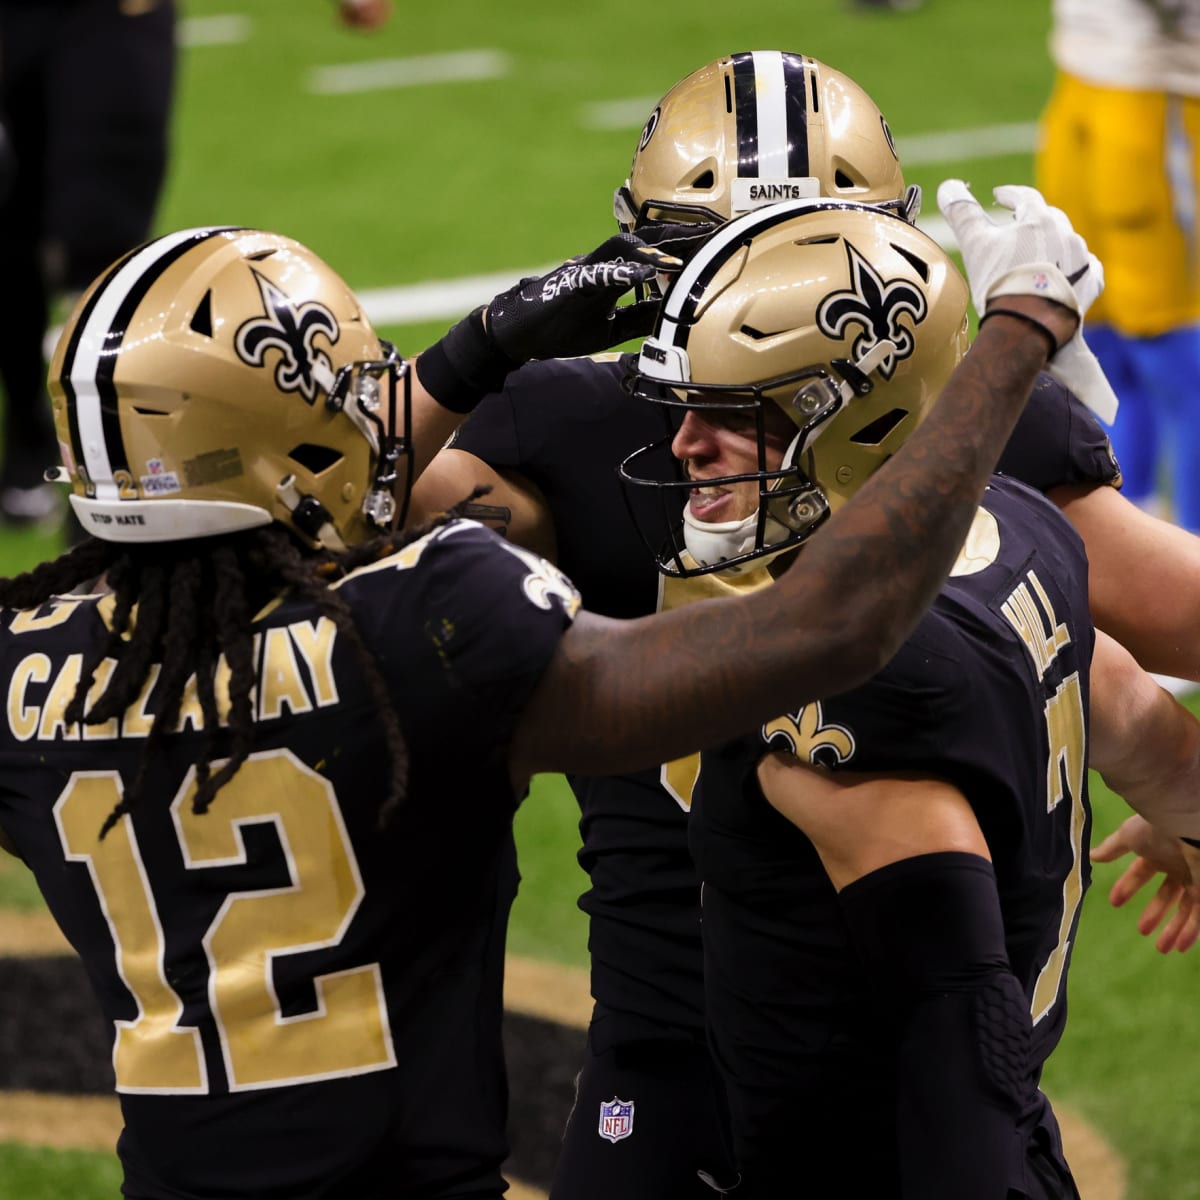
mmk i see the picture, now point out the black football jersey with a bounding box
[694,476,1093,1189]
[453,359,1118,1044]
[0,520,578,1199]
[454,355,709,1037]
[996,372,1122,493]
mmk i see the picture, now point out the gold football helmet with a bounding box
[619,200,969,576]
[48,227,410,548]
[614,51,919,233]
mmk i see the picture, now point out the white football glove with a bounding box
[937,180,1118,423]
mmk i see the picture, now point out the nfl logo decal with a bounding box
[598,1096,635,1143]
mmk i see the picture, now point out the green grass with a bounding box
[0,1145,122,1199]
[0,851,46,911]
[510,774,589,966]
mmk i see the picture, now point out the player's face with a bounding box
[670,400,794,525]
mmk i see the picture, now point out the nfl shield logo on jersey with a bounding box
[598,1096,635,1143]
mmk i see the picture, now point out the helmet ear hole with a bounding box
[190,291,214,337]
[849,408,908,446]
[834,169,857,189]
[891,243,931,281]
[288,443,344,474]
[688,168,715,190]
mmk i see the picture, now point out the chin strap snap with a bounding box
[277,475,347,552]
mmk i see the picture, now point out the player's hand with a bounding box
[936,180,1118,423]
[415,227,701,414]
[632,220,719,265]
[485,230,687,361]
[1091,814,1200,953]
[936,181,1100,318]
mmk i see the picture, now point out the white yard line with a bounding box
[356,265,558,326]
[580,95,1040,167]
[178,15,252,47]
[309,50,511,96]
[580,96,662,130]
[899,121,1040,166]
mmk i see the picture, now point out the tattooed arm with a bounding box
[510,304,1071,785]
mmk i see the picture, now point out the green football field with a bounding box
[3,1,1198,1196]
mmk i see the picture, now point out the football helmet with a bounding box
[47,227,410,548]
[619,199,970,577]
[614,51,919,233]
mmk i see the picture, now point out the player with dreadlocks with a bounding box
[0,201,1090,1199]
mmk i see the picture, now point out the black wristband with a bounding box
[978,307,1060,361]
[1181,837,1200,850]
[414,307,521,414]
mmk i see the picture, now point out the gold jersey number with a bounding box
[1030,671,1088,1026]
[54,749,396,1093]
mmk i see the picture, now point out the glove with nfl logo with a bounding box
[937,180,1119,423]
[416,224,711,413]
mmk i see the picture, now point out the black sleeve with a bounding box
[839,851,1033,1200]
[448,386,523,467]
[996,372,1122,493]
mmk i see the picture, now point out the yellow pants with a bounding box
[1037,72,1200,336]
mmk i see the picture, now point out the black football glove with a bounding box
[415,224,715,413]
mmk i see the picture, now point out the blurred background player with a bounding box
[1038,0,1200,529]
[0,212,1071,1199]
[0,0,176,528]
[335,0,393,30]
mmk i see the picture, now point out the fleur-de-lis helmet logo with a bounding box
[817,241,927,380]
[235,270,339,404]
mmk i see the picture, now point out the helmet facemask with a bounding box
[620,339,897,578]
[618,200,969,579]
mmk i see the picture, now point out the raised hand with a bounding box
[937,180,1118,423]
[486,232,683,362]
[416,228,704,413]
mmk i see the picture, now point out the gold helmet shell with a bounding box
[614,51,917,232]
[621,200,969,576]
[48,227,410,548]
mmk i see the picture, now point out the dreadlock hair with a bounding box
[0,509,470,839]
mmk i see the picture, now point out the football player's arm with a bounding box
[0,824,18,858]
[757,757,1027,1200]
[1050,481,1200,679]
[507,301,1071,786]
[1088,628,1200,839]
[1087,629,1200,950]
[407,448,557,560]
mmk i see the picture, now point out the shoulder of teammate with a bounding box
[450,353,631,464]
[337,518,580,698]
[996,372,1121,494]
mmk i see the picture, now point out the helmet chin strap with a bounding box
[677,337,899,576]
[681,504,792,576]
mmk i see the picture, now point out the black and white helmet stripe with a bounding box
[59,227,239,501]
[730,50,811,180]
[652,198,861,362]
